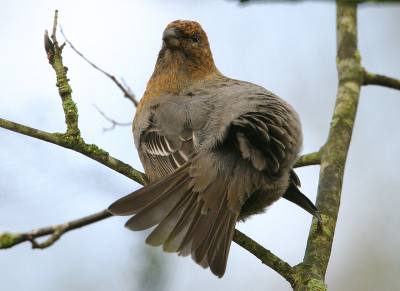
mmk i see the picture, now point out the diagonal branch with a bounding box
[362,68,400,90]
[60,27,139,107]
[0,118,149,186]
[233,230,309,288]
[0,210,111,249]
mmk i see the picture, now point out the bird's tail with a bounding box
[108,162,238,278]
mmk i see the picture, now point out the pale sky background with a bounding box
[1,1,399,290]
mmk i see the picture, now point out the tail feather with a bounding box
[209,211,237,277]
[124,174,190,231]
[146,192,195,248]
[192,192,229,265]
[108,160,237,277]
[161,195,200,252]
[176,203,204,256]
[109,162,191,216]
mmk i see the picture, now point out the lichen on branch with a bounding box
[298,2,363,285]
[44,10,79,137]
[362,68,400,91]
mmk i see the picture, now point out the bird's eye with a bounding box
[192,36,199,42]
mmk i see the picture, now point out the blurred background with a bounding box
[1,1,399,290]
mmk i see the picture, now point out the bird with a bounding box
[108,20,321,278]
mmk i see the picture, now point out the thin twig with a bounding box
[93,104,132,132]
[51,10,58,44]
[60,27,139,107]
[362,68,400,90]
[121,78,137,104]
[0,210,112,249]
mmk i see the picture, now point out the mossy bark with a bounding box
[294,2,362,289]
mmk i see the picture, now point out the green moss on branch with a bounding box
[300,1,362,283]
[45,10,80,137]
[362,68,400,90]
[0,118,148,185]
[294,151,321,168]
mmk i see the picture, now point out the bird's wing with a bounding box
[236,113,321,221]
[230,112,298,173]
[142,129,195,177]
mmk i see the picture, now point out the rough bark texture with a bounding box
[293,2,362,289]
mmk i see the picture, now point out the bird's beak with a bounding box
[163,28,180,48]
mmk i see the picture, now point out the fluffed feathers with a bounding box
[109,20,320,278]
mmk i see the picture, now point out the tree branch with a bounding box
[0,118,149,186]
[0,210,112,249]
[45,10,79,137]
[298,2,362,288]
[362,69,400,90]
[233,230,310,288]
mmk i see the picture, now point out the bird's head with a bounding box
[154,20,221,80]
[162,20,209,51]
[138,20,224,109]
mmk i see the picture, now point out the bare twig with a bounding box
[60,27,139,107]
[362,68,400,90]
[121,78,135,100]
[51,10,58,44]
[93,104,132,132]
[0,210,112,249]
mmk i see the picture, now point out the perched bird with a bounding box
[109,20,321,278]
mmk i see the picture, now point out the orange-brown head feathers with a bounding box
[149,21,222,91]
[164,20,208,48]
[135,20,224,121]
[157,20,219,76]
